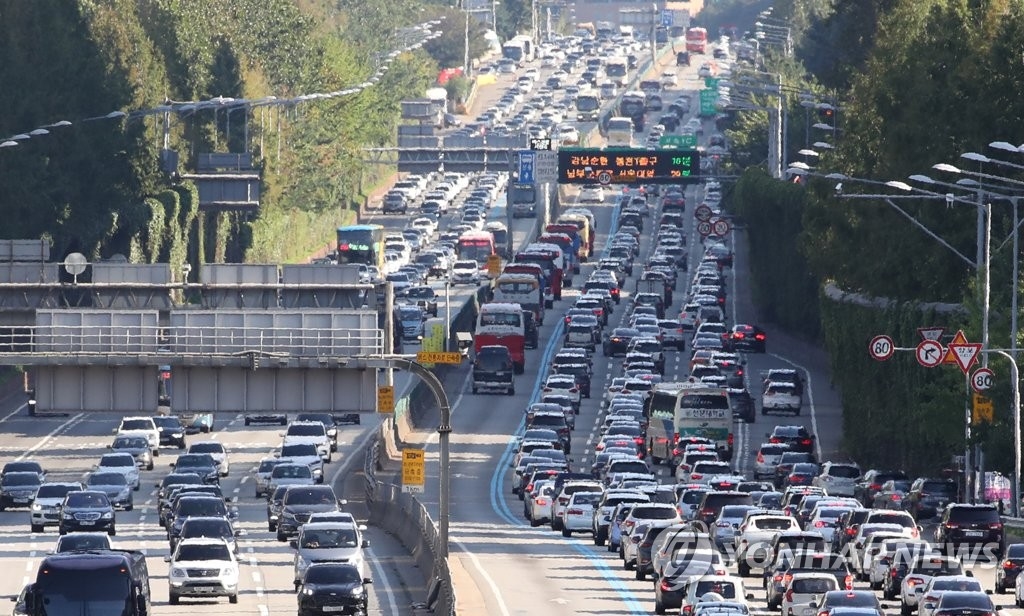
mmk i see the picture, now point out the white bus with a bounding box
[605,116,634,148]
[646,382,733,466]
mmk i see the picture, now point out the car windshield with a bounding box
[37,484,79,499]
[753,517,793,531]
[153,416,184,429]
[183,520,232,538]
[824,592,876,608]
[3,473,41,487]
[288,424,326,437]
[282,444,318,457]
[100,456,134,468]
[305,565,362,585]
[301,528,359,548]
[177,498,227,516]
[285,488,337,505]
[273,465,312,479]
[121,420,153,431]
[88,473,127,486]
[176,543,231,562]
[56,535,110,551]
[828,466,860,478]
[113,437,147,449]
[258,459,282,473]
[189,443,224,454]
[177,455,214,467]
[937,592,992,609]
[694,581,738,599]
[66,492,109,508]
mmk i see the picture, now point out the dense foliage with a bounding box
[717,0,1024,474]
[0,0,441,267]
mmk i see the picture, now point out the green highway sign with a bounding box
[699,89,718,117]
[659,134,698,149]
[704,77,720,89]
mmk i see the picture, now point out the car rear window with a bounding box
[948,506,1000,523]
[792,577,837,594]
[694,580,738,599]
[632,505,677,520]
[827,465,860,479]
[921,480,956,495]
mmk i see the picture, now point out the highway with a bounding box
[0,408,423,615]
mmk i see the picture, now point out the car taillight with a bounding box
[673,433,680,443]
[844,575,853,590]
[535,498,548,506]
[734,332,745,339]
[525,483,534,492]
[691,474,703,480]
[1005,561,1018,569]
[814,520,826,528]
[727,433,734,446]
[567,508,583,515]
[756,333,766,340]
[682,605,693,616]
[846,527,858,536]
[891,494,900,501]
[757,452,765,463]
[634,437,644,445]
[736,369,744,376]
[595,443,605,451]
[773,574,784,583]
[907,577,923,587]
[801,438,812,445]
[660,578,673,592]
[870,483,881,491]
[945,523,959,529]
[769,437,781,443]
[717,522,731,528]
[991,523,1004,529]
[891,569,899,578]
[785,589,794,602]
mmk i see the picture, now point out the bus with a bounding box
[619,91,647,131]
[515,243,566,303]
[456,230,497,270]
[336,224,385,270]
[605,57,629,87]
[493,273,544,325]
[508,182,539,218]
[606,116,635,148]
[23,550,151,616]
[575,93,601,122]
[474,302,526,373]
[538,232,579,276]
[646,382,733,466]
[686,27,708,54]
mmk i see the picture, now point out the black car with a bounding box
[1,460,45,482]
[995,543,1024,593]
[402,285,439,317]
[728,388,755,423]
[676,51,691,66]
[935,503,1004,557]
[160,484,228,528]
[0,471,42,510]
[551,362,592,398]
[854,469,909,507]
[277,485,343,541]
[730,324,767,353]
[167,495,235,549]
[833,507,871,552]
[658,113,680,131]
[768,425,816,454]
[522,309,539,349]
[58,490,116,535]
[156,472,204,510]
[298,562,371,616]
[905,477,957,520]
[170,453,220,484]
[152,415,187,449]
[603,327,642,357]
[773,452,817,489]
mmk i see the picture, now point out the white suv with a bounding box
[116,416,160,450]
[96,453,140,491]
[30,482,83,533]
[812,462,862,497]
[283,421,332,462]
[166,537,239,604]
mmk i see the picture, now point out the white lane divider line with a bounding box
[366,547,400,616]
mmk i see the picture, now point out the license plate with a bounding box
[79,520,95,526]
[322,607,348,613]
[13,498,28,503]
[964,530,984,537]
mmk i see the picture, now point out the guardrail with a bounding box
[1003,516,1024,530]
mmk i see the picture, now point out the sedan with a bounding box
[730,323,767,352]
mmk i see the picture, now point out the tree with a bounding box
[422,7,490,70]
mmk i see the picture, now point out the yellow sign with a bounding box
[402,448,425,493]
[377,385,394,413]
[973,393,994,425]
[416,351,463,365]
[487,254,502,278]
[942,329,969,365]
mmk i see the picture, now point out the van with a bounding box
[472,345,515,396]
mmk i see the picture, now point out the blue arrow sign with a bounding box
[518,151,536,184]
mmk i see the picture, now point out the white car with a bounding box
[451,260,481,285]
[166,537,239,604]
[550,481,603,531]
[812,462,862,497]
[282,421,332,462]
[578,185,605,203]
[542,375,582,413]
[562,491,602,537]
[95,452,140,491]
[292,521,368,587]
[868,538,932,591]
[734,514,801,577]
[186,441,231,477]
[851,525,906,575]
[410,217,437,237]
[805,505,858,545]
[30,482,83,533]
[526,480,557,527]
[781,572,839,616]
[917,574,981,616]
[900,555,964,613]
[115,416,160,450]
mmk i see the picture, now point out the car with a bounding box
[30,481,83,533]
[905,478,957,520]
[276,485,343,541]
[918,576,983,616]
[167,495,237,549]
[783,572,840,616]
[178,516,243,555]
[279,443,326,484]
[872,479,913,510]
[730,324,767,352]
[283,421,333,462]
[403,285,439,317]
[114,416,160,450]
[53,532,112,552]
[84,471,133,511]
[291,520,369,588]
[58,490,116,535]
[812,462,862,498]
[170,452,220,484]
[995,543,1024,593]
[812,590,885,616]
[165,537,239,604]
[268,462,317,494]
[297,562,371,616]
[933,591,997,616]
[252,457,284,498]
[243,412,288,426]
[108,434,155,470]
[734,513,802,576]
[769,425,817,455]
[1,460,46,482]
[0,471,42,510]
[95,452,141,491]
[899,555,964,615]
[603,327,642,357]
[753,443,791,481]
[855,470,910,507]
[933,503,1004,557]
[187,441,231,477]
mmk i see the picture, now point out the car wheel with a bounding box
[229,594,238,604]
[507,387,515,396]
[472,387,478,394]
[169,593,180,605]
[277,530,287,542]
[134,483,140,492]
[901,602,911,616]
[737,560,750,577]
[269,523,277,532]
[562,527,571,538]
[244,418,251,426]
[178,441,186,449]
[125,504,134,512]
[655,596,667,615]
[147,462,154,471]
[108,527,116,536]
[595,529,606,546]
[30,524,42,533]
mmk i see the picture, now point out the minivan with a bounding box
[472,345,515,396]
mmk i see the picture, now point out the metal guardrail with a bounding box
[1002,516,1024,530]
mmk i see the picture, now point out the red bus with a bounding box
[474,302,526,373]
[686,27,708,54]
[456,230,496,270]
[515,243,565,305]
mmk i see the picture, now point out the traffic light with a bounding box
[818,106,835,122]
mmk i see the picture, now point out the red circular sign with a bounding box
[697,221,712,236]
[868,335,894,361]
[695,205,713,222]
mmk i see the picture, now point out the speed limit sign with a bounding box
[597,171,612,185]
[696,221,712,237]
[972,367,994,393]
[712,218,731,237]
[868,335,894,361]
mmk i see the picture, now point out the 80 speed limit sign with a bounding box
[868,335,894,361]
[972,367,994,393]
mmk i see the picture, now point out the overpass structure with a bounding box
[0,240,383,414]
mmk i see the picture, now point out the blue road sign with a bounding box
[661,10,674,27]
[518,150,536,184]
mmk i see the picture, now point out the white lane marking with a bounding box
[452,536,512,616]
[769,352,823,461]
[258,605,269,616]
[16,413,86,461]
[366,547,400,616]
[0,402,27,423]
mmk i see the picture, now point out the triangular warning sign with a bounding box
[943,330,969,364]
[948,343,982,374]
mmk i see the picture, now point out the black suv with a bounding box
[603,327,642,357]
[905,477,957,520]
[277,485,342,541]
[935,503,1004,557]
[551,362,592,398]
[768,425,816,454]
[58,490,116,535]
[0,471,42,510]
[171,453,220,484]
[832,508,870,551]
